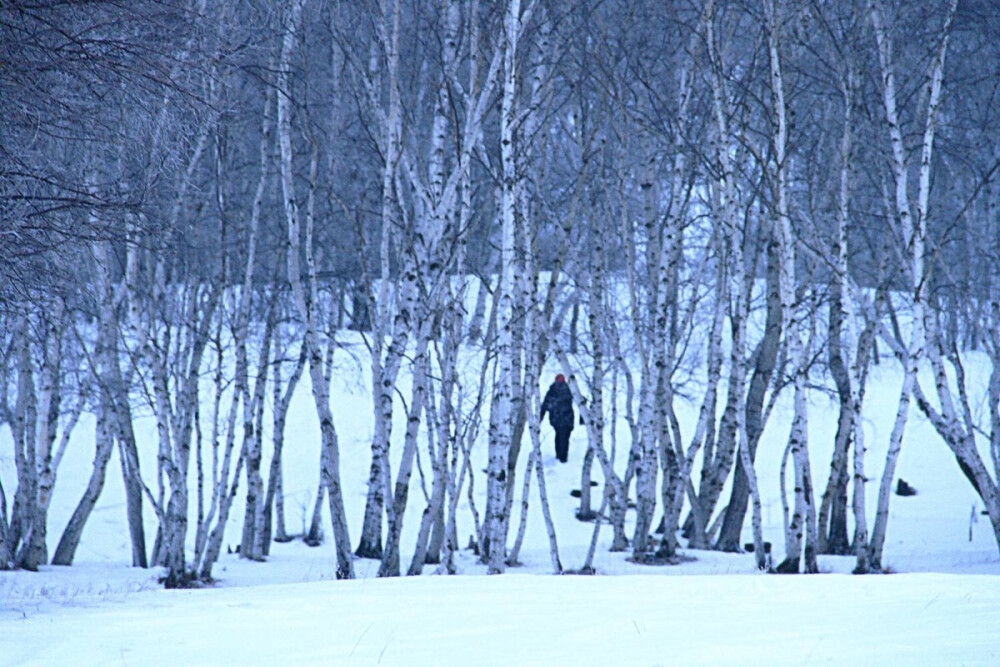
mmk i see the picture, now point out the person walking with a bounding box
[541,374,574,463]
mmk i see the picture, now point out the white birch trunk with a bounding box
[517,148,561,574]
[10,321,38,570]
[694,1,748,540]
[52,376,115,566]
[703,0,765,562]
[914,313,1000,553]
[124,85,215,583]
[765,0,817,573]
[261,337,307,551]
[484,0,524,575]
[240,326,272,561]
[19,302,65,570]
[358,0,405,560]
[651,24,703,557]
[408,334,454,574]
[90,238,148,568]
[167,288,217,583]
[379,335,430,577]
[503,4,549,530]
[837,65,873,574]
[632,133,661,555]
[817,51,860,558]
[232,81,275,562]
[868,0,956,570]
[278,0,354,579]
[667,239,726,551]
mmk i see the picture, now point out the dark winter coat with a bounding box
[541,381,574,432]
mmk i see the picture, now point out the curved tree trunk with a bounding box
[52,404,115,566]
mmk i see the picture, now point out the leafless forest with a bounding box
[3,0,1000,587]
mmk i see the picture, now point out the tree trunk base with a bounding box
[775,557,799,574]
[819,539,851,556]
[354,535,382,559]
[627,552,695,566]
[714,537,742,553]
[161,569,202,589]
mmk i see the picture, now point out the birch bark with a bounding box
[914,314,1000,552]
[763,0,817,574]
[18,302,66,570]
[819,64,857,555]
[357,0,404,560]
[867,0,957,571]
[52,392,114,566]
[700,1,766,562]
[235,83,276,561]
[693,4,754,546]
[261,336,307,550]
[649,20,703,557]
[278,0,354,579]
[484,0,525,574]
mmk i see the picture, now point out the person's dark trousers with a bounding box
[554,428,571,463]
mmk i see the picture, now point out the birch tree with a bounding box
[278,0,354,579]
[760,0,819,574]
[484,0,530,574]
[1,306,84,571]
[354,0,404,560]
[867,0,957,572]
[691,0,770,565]
[913,304,1000,552]
[798,0,878,570]
[642,4,704,561]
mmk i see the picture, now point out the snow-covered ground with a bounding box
[2,336,1000,665]
[5,570,999,666]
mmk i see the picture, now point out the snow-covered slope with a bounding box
[2,331,999,664]
[4,570,999,665]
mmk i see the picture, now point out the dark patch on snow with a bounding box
[627,552,697,566]
[574,509,603,522]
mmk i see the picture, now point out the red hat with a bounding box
[555,374,566,383]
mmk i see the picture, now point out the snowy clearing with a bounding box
[4,571,999,666]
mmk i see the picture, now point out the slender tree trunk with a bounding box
[408,374,450,574]
[700,0,767,564]
[632,134,661,555]
[356,0,404,559]
[520,247,562,570]
[241,326,273,560]
[278,0,354,579]
[21,303,66,570]
[692,3,751,546]
[913,320,1000,554]
[12,322,39,570]
[763,0,818,574]
[113,375,147,569]
[648,28,698,557]
[716,230,782,552]
[666,232,726,552]
[52,397,115,566]
[820,59,860,557]
[379,335,431,577]
[261,339,307,552]
[484,0,530,574]
[867,0,956,571]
